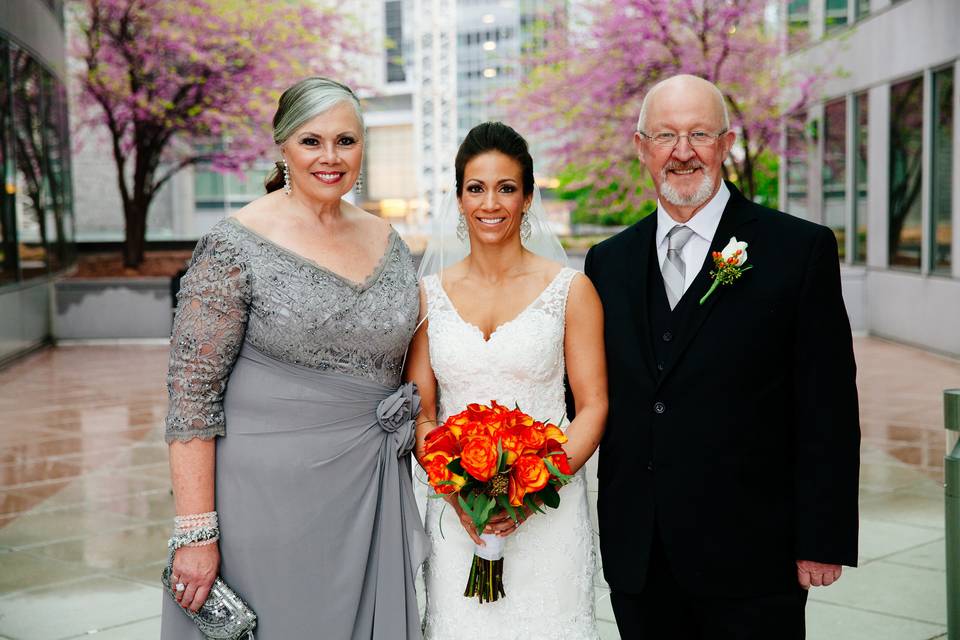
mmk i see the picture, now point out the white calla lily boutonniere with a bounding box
[699,236,753,305]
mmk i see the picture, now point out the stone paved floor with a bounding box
[0,337,956,639]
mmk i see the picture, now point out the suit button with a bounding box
[654,401,666,414]
[657,362,665,371]
[647,461,654,471]
[662,331,673,342]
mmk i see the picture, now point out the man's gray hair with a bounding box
[272,77,364,145]
[636,75,730,133]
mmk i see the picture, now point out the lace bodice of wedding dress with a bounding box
[421,267,600,640]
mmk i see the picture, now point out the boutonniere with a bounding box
[699,237,753,305]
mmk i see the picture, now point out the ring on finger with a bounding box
[175,582,186,593]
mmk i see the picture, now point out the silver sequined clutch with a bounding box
[162,552,257,640]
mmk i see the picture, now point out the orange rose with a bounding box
[516,424,546,454]
[460,420,491,440]
[444,412,471,438]
[545,450,572,476]
[465,403,492,420]
[423,451,465,494]
[509,453,550,506]
[459,434,499,482]
[424,426,459,457]
[496,428,525,466]
[541,423,568,447]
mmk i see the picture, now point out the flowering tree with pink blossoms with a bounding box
[73,0,365,266]
[507,0,818,221]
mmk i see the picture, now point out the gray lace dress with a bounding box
[161,217,428,640]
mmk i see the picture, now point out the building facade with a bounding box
[781,0,959,356]
[0,0,75,364]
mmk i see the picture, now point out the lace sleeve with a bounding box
[164,228,252,444]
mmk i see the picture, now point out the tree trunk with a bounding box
[122,199,148,268]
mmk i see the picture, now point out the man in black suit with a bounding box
[585,74,860,639]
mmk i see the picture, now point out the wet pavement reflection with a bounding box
[0,339,956,639]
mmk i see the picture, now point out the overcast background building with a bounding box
[780,0,958,356]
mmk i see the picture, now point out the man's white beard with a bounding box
[660,169,715,208]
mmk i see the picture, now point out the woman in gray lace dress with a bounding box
[161,77,428,639]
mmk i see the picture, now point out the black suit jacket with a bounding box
[585,183,860,598]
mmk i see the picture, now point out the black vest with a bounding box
[647,236,697,380]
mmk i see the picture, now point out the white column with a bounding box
[845,92,857,263]
[952,60,960,279]
[867,83,889,269]
[920,67,932,275]
[808,102,825,225]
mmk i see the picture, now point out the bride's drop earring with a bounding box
[457,214,467,243]
[520,211,532,241]
[283,158,292,195]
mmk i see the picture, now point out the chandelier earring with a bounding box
[456,213,467,243]
[282,158,291,195]
[354,172,363,195]
[520,210,532,242]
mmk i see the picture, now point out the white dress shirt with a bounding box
[655,182,730,296]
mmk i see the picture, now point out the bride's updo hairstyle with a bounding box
[265,77,365,193]
[455,122,535,197]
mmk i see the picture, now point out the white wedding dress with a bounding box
[420,267,600,640]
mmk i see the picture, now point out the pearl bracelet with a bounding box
[173,511,218,535]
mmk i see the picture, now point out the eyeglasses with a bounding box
[638,129,728,147]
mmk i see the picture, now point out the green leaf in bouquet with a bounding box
[543,457,572,484]
[496,438,506,474]
[477,494,496,525]
[458,494,476,522]
[495,495,520,524]
[523,494,546,515]
[472,494,493,534]
[538,483,560,509]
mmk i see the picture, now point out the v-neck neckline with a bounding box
[225,217,397,293]
[435,268,568,343]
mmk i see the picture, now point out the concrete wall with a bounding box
[784,0,960,357]
[0,281,53,365]
[54,279,173,340]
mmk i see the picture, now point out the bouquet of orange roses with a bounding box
[421,401,573,603]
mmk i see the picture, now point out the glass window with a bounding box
[0,40,16,284]
[825,0,849,32]
[931,67,954,274]
[785,111,809,220]
[194,168,226,210]
[41,70,74,272]
[225,168,270,209]
[853,92,868,264]
[855,0,870,20]
[823,99,847,259]
[787,0,810,52]
[385,0,405,83]
[11,45,50,280]
[889,76,924,270]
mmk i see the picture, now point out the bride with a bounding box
[406,122,608,639]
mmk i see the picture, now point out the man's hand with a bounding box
[796,560,842,589]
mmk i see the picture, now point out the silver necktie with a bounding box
[662,225,696,310]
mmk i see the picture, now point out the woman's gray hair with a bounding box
[272,77,364,145]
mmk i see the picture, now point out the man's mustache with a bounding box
[662,160,704,173]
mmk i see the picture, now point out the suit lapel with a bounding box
[624,218,658,382]
[658,183,759,383]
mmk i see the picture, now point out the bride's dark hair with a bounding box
[455,122,534,197]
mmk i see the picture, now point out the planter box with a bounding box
[55,278,173,340]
